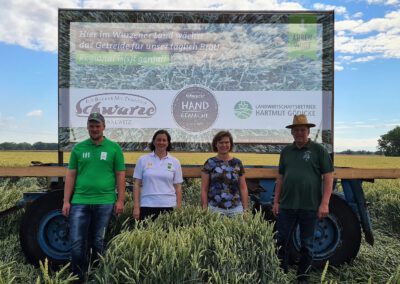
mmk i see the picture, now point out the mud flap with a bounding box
[341,179,374,246]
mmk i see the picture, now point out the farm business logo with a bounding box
[234,101,252,119]
[75,93,156,118]
[172,86,218,132]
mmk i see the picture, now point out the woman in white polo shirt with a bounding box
[133,129,183,221]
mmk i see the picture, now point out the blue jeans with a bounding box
[69,204,114,280]
[276,209,317,278]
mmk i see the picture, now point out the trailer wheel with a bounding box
[290,194,361,267]
[20,189,70,267]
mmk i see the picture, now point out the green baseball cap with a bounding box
[87,112,105,123]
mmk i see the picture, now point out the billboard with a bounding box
[59,10,334,152]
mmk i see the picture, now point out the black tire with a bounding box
[20,189,70,267]
[289,194,361,268]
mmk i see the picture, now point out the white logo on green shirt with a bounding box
[303,151,311,161]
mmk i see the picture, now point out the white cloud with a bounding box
[336,33,400,57]
[0,0,306,52]
[337,55,354,61]
[336,54,376,66]
[334,9,400,69]
[352,55,376,62]
[334,137,379,151]
[0,129,56,143]
[367,0,399,5]
[0,0,80,52]
[335,120,400,130]
[0,113,15,127]
[333,120,400,151]
[335,20,364,32]
[336,10,400,35]
[82,0,305,10]
[0,111,56,143]
[1,0,399,68]
[367,0,384,4]
[334,63,344,71]
[313,3,347,15]
[386,0,399,5]
[26,110,43,117]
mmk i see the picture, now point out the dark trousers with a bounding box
[276,209,317,279]
[69,204,114,281]
[140,207,173,221]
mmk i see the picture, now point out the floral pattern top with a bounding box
[202,157,245,209]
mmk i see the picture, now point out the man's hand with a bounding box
[114,200,124,215]
[133,207,140,220]
[318,203,329,219]
[62,202,71,217]
[272,202,279,217]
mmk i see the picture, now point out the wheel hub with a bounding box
[293,214,341,261]
[38,210,71,260]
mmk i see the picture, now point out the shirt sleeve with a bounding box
[201,158,212,174]
[319,147,334,174]
[68,148,78,170]
[278,151,285,175]
[133,156,144,179]
[237,159,245,176]
[114,145,126,172]
[173,159,184,184]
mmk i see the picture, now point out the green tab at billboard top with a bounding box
[288,14,318,60]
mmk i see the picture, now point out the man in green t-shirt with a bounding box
[272,114,334,283]
[62,112,126,283]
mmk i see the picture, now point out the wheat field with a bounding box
[0,151,399,283]
[1,151,400,168]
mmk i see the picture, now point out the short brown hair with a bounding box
[212,131,233,152]
[149,129,172,152]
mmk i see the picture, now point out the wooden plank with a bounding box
[1,166,400,179]
[333,168,400,179]
[0,167,67,177]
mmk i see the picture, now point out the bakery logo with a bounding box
[75,93,156,118]
[172,86,218,132]
[234,101,252,119]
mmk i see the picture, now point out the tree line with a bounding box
[337,126,400,156]
[0,142,58,150]
[378,126,400,157]
[336,149,382,155]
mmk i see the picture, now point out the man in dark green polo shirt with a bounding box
[62,112,126,283]
[273,114,334,283]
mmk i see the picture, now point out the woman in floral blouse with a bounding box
[201,131,249,216]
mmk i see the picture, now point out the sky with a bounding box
[0,0,399,152]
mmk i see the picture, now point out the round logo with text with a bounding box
[234,101,252,119]
[172,86,218,132]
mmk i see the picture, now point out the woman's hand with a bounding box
[133,207,140,220]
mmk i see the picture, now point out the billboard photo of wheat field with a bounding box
[0,151,399,283]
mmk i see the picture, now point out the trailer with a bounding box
[1,165,400,267]
[1,9,399,268]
